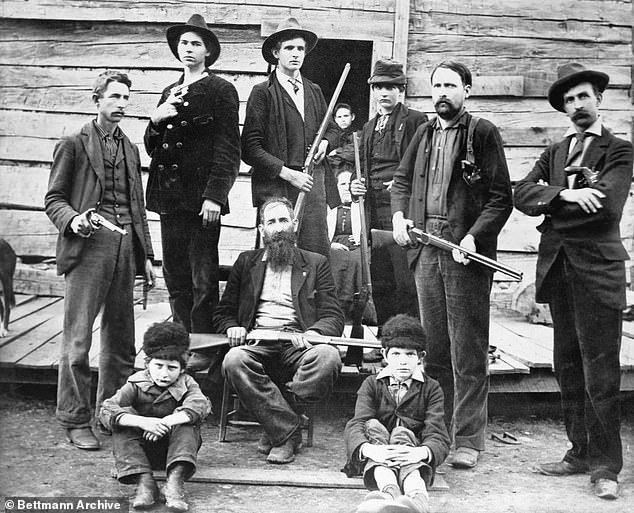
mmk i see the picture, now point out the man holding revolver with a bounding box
[45,70,155,450]
[144,15,241,371]
[514,63,632,500]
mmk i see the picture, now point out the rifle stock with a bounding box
[294,63,351,231]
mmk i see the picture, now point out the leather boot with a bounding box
[164,463,190,512]
[131,473,158,509]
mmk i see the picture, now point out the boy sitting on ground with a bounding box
[100,322,211,511]
[344,314,450,513]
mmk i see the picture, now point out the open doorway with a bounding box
[302,39,373,129]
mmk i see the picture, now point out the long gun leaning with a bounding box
[370,228,523,281]
[294,63,351,233]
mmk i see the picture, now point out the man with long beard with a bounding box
[391,61,512,469]
[214,197,343,464]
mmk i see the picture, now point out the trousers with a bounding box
[161,211,221,334]
[547,252,622,482]
[56,227,136,428]
[222,341,341,445]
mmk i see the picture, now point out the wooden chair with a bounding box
[218,376,314,447]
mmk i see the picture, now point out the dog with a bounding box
[0,239,17,337]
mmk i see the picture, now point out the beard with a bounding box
[263,230,297,271]
[434,99,461,120]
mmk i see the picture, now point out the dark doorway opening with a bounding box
[302,39,373,129]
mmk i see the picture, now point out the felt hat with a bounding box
[262,17,318,65]
[548,63,609,112]
[368,59,407,85]
[143,322,190,361]
[166,14,220,67]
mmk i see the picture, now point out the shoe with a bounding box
[355,498,410,513]
[257,432,273,454]
[66,427,100,450]
[131,473,158,509]
[395,493,430,513]
[186,351,212,373]
[266,430,302,464]
[535,460,588,476]
[95,421,112,436]
[447,447,478,468]
[163,464,189,512]
[594,478,619,500]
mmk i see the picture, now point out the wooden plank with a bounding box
[408,75,525,97]
[13,263,65,297]
[0,297,62,350]
[0,164,49,210]
[498,209,543,253]
[155,466,449,491]
[0,299,65,365]
[14,294,37,306]
[2,1,396,40]
[6,296,62,324]
[489,318,554,369]
[0,19,268,73]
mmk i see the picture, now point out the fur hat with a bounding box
[166,14,221,67]
[143,321,190,361]
[380,314,426,352]
[548,63,609,112]
[261,17,318,65]
[368,59,407,86]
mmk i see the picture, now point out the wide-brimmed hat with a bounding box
[368,59,407,86]
[548,63,609,112]
[166,14,220,67]
[262,17,318,65]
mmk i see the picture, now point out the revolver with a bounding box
[86,208,127,235]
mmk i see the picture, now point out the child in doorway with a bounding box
[344,314,450,513]
[100,322,211,511]
[328,102,357,176]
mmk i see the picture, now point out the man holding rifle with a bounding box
[214,197,343,464]
[242,17,341,257]
[45,71,155,450]
[391,61,512,469]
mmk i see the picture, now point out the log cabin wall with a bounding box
[0,0,632,286]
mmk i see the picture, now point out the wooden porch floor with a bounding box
[1,294,633,391]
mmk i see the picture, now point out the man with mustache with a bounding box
[45,71,155,450]
[514,64,632,500]
[214,197,344,464]
[242,17,341,258]
[391,61,512,469]
[350,59,428,326]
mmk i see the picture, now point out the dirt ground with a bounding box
[0,385,632,513]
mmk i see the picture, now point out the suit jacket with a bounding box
[514,127,632,309]
[213,247,344,336]
[391,112,512,266]
[144,70,241,214]
[242,74,340,208]
[343,371,450,476]
[327,203,361,244]
[360,103,428,182]
[45,122,153,276]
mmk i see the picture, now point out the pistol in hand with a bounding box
[86,209,127,235]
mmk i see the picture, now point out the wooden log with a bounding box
[408,75,525,97]
[2,1,396,40]
[0,19,268,73]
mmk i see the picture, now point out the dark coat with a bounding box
[45,122,153,276]
[360,103,428,182]
[242,74,340,208]
[144,70,241,215]
[343,372,450,476]
[514,128,632,309]
[213,248,344,336]
[391,112,513,265]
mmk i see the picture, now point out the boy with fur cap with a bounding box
[100,322,211,511]
[344,315,449,513]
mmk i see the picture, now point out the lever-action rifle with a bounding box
[294,63,351,233]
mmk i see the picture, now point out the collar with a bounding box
[275,68,302,84]
[564,116,602,139]
[129,370,189,401]
[93,119,122,140]
[376,365,425,383]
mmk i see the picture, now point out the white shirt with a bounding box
[276,68,304,120]
[564,117,602,188]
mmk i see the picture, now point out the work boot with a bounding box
[257,432,273,454]
[163,463,190,512]
[266,429,302,464]
[131,473,158,509]
[395,491,430,513]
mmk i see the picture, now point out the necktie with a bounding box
[389,381,408,404]
[104,133,118,163]
[566,132,586,166]
[375,113,389,133]
[288,78,300,94]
